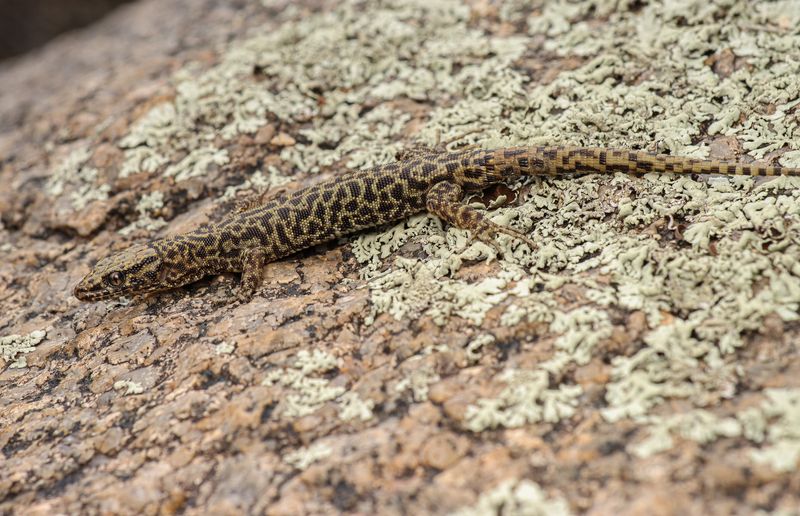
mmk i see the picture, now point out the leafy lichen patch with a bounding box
[337,391,375,422]
[220,166,291,202]
[395,363,441,402]
[451,478,572,516]
[364,256,517,326]
[113,380,145,396]
[632,409,744,459]
[338,0,800,453]
[750,389,800,472]
[632,388,800,473]
[47,147,110,210]
[213,341,235,355]
[0,329,46,369]
[261,349,372,421]
[118,190,168,236]
[465,333,496,364]
[113,0,527,191]
[283,441,334,470]
[464,369,582,432]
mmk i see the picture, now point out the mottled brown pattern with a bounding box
[74,146,800,302]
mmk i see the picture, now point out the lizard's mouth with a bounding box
[73,280,113,301]
[73,273,188,302]
[73,277,136,302]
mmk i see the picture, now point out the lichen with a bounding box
[0,329,46,369]
[162,147,229,183]
[113,380,144,396]
[261,350,344,418]
[283,441,334,470]
[364,256,518,326]
[750,389,800,472]
[67,0,800,456]
[261,349,373,421]
[220,166,291,201]
[633,388,800,473]
[601,318,739,423]
[632,409,743,458]
[632,388,800,472]
[213,341,235,355]
[118,190,168,236]
[465,334,495,364]
[337,392,374,422]
[464,369,582,432]
[395,364,440,402]
[451,478,572,516]
[538,306,613,375]
[46,147,110,210]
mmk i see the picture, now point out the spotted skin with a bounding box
[74,146,800,302]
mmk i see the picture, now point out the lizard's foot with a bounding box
[473,222,537,255]
[426,180,536,257]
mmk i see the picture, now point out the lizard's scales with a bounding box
[74,146,800,302]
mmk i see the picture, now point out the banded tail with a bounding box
[482,146,800,179]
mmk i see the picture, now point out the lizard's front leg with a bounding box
[425,181,536,252]
[238,247,268,301]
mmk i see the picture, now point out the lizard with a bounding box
[73,145,800,302]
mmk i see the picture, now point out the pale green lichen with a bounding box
[465,334,495,364]
[261,350,372,421]
[113,380,144,396]
[632,409,743,458]
[464,369,582,432]
[65,0,800,459]
[395,364,440,402]
[601,318,740,423]
[118,190,168,236]
[750,389,800,472]
[350,214,444,278]
[283,441,334,470]
[46,147,110,210]
[633,388,800,473]
[262,350,344,418]
[0,330,46,369]
[364,257,519,326]
[538,306,613,375]
[293,349,341,375]
[47,147,89,196]
[330,1,800,443]
[262,367,345,419]
[450,478,572,516]
[163,147,229,183]
[337,391,374,422]
[118,146,169,178]
[213,341,235,355]
[281,104,411,173]
[220,166,291,201]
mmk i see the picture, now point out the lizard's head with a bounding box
[74,243,174,301]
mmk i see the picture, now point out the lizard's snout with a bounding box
[73,276,96,301]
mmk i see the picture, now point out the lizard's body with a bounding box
[74,146,800,302]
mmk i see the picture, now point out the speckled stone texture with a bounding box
[2,0,800,514]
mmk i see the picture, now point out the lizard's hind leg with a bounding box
[426,181,536,253]
[237,247,268,302]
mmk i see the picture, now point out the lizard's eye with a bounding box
[107,271,125,287]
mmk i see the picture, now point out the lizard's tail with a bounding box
[487,146,800,178]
